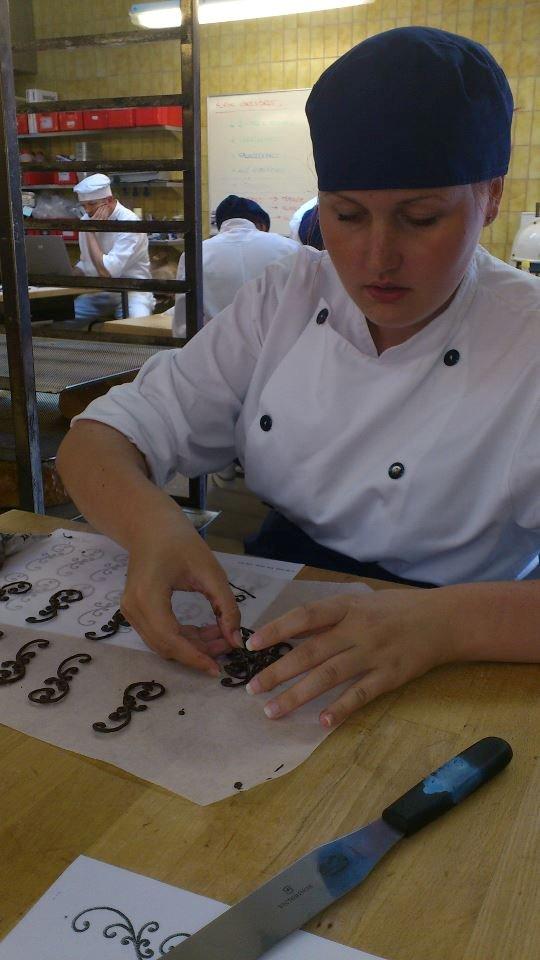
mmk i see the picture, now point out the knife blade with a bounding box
[168,737,512,960]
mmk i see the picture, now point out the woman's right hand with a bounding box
[57,421,241,674]
[120,519,241,675]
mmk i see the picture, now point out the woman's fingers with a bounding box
[121,588,221,674]
[247,595,352,651]
[246,630,354,695]
[250,646,364,718]
[320,670,395,727]
[189,568,242,647]
[196,574,242,646]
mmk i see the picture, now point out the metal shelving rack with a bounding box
[0,0,204,512]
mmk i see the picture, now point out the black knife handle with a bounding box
[381,737,512,837]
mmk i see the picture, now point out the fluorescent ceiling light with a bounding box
[130,0,180,27]
[129,0,372,29]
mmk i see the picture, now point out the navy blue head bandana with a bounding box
[306,27,513,190]
[215,195,271,230]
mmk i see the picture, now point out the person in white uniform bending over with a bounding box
[73,173,155,322]
[58,27,540,730]
[172,195,298,337]
[289,196,317,242]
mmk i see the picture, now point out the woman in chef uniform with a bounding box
[57,27,540,728]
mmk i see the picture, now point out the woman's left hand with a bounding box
[245,588,460,727]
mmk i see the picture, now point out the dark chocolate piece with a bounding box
[92,680,165,734]
[84,609,130,640]
[0,580,32,602]
[25,588,83,624]
[28,653,92,704]
[0,639,50,684]
[220,627,292,688]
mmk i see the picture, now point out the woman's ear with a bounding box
[484,177,504,225]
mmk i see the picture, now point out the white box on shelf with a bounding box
[26,89,58,134]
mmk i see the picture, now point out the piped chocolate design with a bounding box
[25,588,83,623]
[0,580,32,602]
[0,639,50,684]
[84,609,130,640]
[220,627,292,688]
[28,653,92,704]
[93,680,166,734]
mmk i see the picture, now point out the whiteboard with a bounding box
[207,89,317,236]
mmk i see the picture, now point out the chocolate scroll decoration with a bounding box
[220,627,292,688]
[25,588,83,624]
[0,639,50,684]
[72,906,190,959]
[84,609,130,640]
[28,653,92,704]
[0,580,32,602]
[93,680,166,734]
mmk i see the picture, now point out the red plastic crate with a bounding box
[22,171,54,186]
[36,112,60,133]
[134,106,183,127]
[108,108,135,128]
[52,171,79,185]
[59,111,84,132]
[17,114,29,135]
[166,106,182,126]
[83,109,109,129]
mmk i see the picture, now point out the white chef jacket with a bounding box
[288,198,317,241]
[75,244,540,586]
[172,218,298,336]
[76,200,154,315]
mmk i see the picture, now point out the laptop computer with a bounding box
[25,235,74,276]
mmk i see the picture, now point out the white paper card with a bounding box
[0,856,387,959]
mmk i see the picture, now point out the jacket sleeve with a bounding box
[102,232,148,277]
[508,394,540,534]
[173,252,186,337]
[71,263,284,485]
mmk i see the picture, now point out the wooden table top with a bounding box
[0,286,94,302]
[95,313,174,337]
[0,510,538,960]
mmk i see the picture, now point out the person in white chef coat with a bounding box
[171,195,298,337]
[57,27,540,730]
[289,196,317,242]
[73,174,155,322]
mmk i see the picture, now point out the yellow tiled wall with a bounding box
[22,0,540,259]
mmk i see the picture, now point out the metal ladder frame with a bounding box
[0,0,205,512]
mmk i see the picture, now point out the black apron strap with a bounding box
[244,510,436,589]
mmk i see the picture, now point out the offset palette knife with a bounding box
[169,736,512,960]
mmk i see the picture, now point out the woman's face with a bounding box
[318,181,502,350]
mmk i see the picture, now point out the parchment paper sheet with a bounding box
[0,580,370,804]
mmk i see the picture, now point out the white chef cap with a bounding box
[74,173,112,201]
